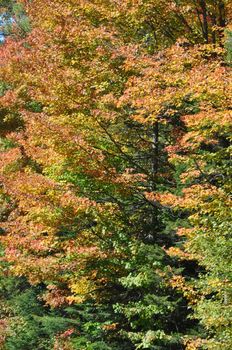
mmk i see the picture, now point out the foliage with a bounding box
[0,1,231,349]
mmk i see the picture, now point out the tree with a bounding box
[128,43,231,349]
[0,1,231,349]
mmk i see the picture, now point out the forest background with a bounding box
[0,1,231,349]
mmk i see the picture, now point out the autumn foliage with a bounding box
[0,0,231,349]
